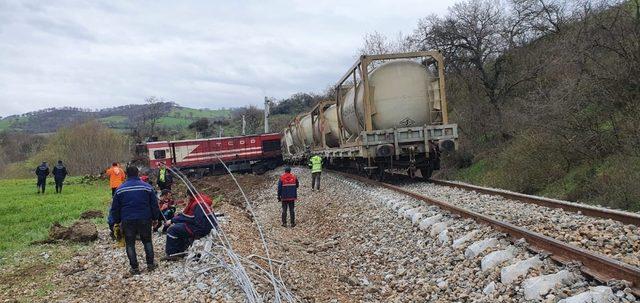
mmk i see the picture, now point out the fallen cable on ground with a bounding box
[166,162,297,302]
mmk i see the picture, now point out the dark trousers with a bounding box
[158,182,172,191]
[55,178,64,193]
[311,172,321,190]
[281,201,295,225]
[122,219,154,269]
[155,208,175,232]
[166,223,192,256]
[37,177,47,193]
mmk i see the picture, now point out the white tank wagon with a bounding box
[339,60,441,136]
[281,128,296,157]
[311,101,341,148]
[289,115,305,150]
[299,114,314,147]
[282,51,458,179]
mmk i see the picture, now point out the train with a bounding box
[281,51,458,179]
[144,133,282,177]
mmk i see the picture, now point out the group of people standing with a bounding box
[31,153,324,276]
[108,162,216,275]
[109,156,324,275]
[34,160,68,194]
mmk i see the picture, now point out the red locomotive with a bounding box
[146,133,282,176]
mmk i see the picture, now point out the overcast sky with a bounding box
[0,0,456,117]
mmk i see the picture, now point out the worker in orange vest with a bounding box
[106,162,126,196]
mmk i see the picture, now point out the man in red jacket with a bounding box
[277,166,299,227]
[162,190,216,259]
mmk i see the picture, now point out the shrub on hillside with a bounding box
[490,134,568,194]
[31,120,130,176]
[590,156,640,211]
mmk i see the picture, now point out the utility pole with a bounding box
[264,97,271,133]
[242,115,246,135]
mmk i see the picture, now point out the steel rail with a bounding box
[430,179,640,226]
[332,170,640,295]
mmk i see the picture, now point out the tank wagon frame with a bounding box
[283,51,458,179]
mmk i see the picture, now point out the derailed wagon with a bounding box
[282,51,458,179]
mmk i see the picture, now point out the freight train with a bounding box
[144,133,282,177]
[281,51,458,179]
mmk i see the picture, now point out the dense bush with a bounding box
[4,120,131,178]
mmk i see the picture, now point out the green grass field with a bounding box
[0,116,26,131]
[170,107,231,119]
[0,177,112,259]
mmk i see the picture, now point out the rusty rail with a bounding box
[332,170,640,295]
[430,179,640,226]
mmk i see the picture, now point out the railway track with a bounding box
[429,179,640,226]
[330,170,640,297]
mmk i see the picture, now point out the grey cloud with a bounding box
[0,0,455,117]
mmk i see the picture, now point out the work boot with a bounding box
[291,223,296,228]
[161,255,182,262]
[147,263,158,272]
[281,223,287,227]
[129,267,141,275]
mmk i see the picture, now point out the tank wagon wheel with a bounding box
[376,167,385,182]
[420,165,434,180]
[407,168,416,179]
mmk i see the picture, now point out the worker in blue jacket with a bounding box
[109,166,161,275]
[35,161,50,194]
[277,166,299,227]
[52,160,68,194]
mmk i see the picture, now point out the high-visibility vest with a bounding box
[309,156,322,173]
[106,166,125,189]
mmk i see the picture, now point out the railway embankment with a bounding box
[5,169,637,302]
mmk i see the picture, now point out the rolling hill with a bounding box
[0,103,232,134]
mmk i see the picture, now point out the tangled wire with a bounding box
[166,161,296,303]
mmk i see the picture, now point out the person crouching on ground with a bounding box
[278,166,299,227]
[155,189,176,233]
[109,166,161,275]
[163,189,216,260]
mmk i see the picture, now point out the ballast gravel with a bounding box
[399,181,640,268]
[20,169,637,302]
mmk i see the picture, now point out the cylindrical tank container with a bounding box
[311,110,339,148]
[299,114,314,147]
[290,122,304,150]
[339,60,436,135]
[283,128,296,155]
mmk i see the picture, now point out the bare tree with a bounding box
[358,31,413,56]
[410,0,544,140]
[232,106,263,135]
[34,120,129,175]
[510,0,568,37]
[130,96,167,141]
